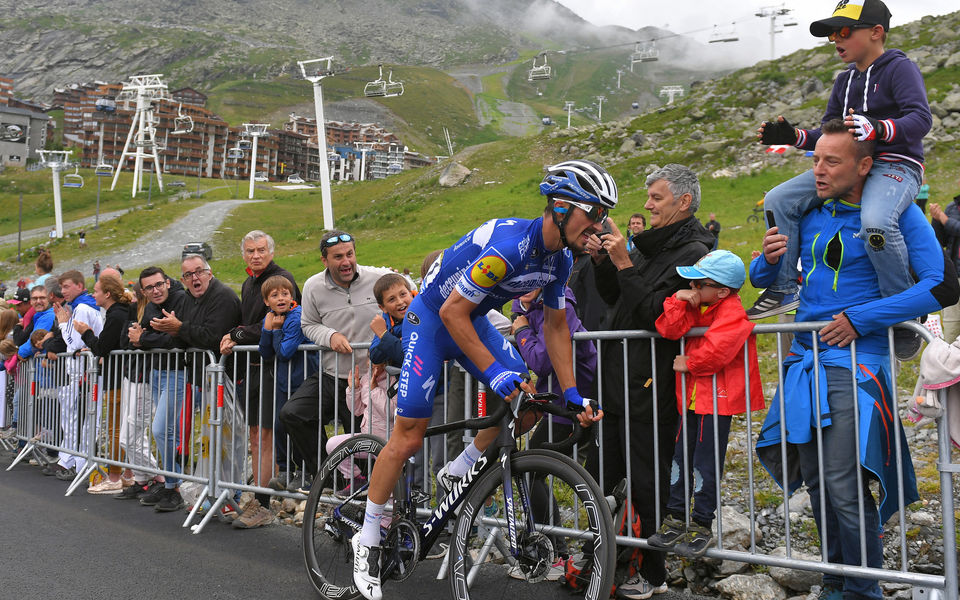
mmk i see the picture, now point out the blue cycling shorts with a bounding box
[396,295,526,419]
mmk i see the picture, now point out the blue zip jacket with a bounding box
[259,305,318,399]
[368,312,403,366]
[795,49,931,167]
[751,199,957,354]
[18,307,55,359]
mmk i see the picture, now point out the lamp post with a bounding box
[298,57,336,230]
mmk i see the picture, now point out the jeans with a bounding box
[764,161,921,297]
[666,411,732,526]
[796,367,883,600]
[151,368,186,488]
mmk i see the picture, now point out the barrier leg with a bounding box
[65,460,99,497]
[182,484,211,528]
[190,489,232,534]
[7,440,38,471]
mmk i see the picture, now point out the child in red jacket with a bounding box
[650,250,764,558]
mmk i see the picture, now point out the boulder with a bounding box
[767,547,824,591]
[945,52,960,70]
[800,77,824,97]
[802,53,831,70]
[619,139,637,154]
[631,132,646,147]
[715,574,786,600]
[714,505,762,548]
[438,162,471,187]
[701,141,726,153]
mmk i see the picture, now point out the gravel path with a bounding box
[0,209,130,247]
[58,199,261,276]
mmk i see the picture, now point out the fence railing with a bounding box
[1,321,955,598]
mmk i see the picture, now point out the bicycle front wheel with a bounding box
[302,434,385,600]
[448,449,615,600]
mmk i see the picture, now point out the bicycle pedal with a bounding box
[409,489,432,504]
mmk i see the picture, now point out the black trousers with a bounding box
[585,410,677,587]
[277,372,358,475]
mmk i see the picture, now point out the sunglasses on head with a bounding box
[828,25,870,42]
[564,200,609,224]
[321,233,354,250]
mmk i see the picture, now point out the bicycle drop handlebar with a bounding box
[422,391,595,454]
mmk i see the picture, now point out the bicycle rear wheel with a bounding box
[448,449,615,600]
[302,434,385,600]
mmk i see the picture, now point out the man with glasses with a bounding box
[584,163,714,599]
[148,255,241,512]
[752,120,957,600]
[125,267,186,505]
[353,160,614,600]
[16,287,55,360]
[748,0,932,362]
[278,231,392,489]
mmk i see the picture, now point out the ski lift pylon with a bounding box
[171,103,194,135]
[527,52,552,82]
[63,165,84,189]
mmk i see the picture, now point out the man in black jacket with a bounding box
[586,164,715,598]
[219,230,301,528]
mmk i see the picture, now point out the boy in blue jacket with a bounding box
[750,0,932,355]
[368,273,414,367]
[254,275,317,521]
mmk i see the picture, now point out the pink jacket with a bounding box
[345,365,395,439]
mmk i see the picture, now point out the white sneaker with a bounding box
[352,533,383,600]
[506,557,566,581]
[615,573,668,599]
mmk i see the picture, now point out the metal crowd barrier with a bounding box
[1,321,956,598]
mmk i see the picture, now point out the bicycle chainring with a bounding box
[384,519,421,582]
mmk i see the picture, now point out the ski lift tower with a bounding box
[298,57,336,230]
[110,74,169,197]
[36,150,72,239]
[755,5,795,59]
[354,141,376,181]
[243,123,269,199]
[659,85,685,104]
[596,96,605,123]
[564,101,575,129]
[616,69,624,90]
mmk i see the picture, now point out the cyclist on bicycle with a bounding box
[352,159,617,600]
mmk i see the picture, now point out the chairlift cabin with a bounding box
[630,41,659,68]
[95,163,114,177]
[782,16,798,27]
[527,52,552,82]
[364,65,404,98]
[171,103,194,135]
[95,98,117,113]
[227,147,244,160]
[237,137,252,151]
[631,101,640,109]
[63,166,84,189]
[709,24,739,43]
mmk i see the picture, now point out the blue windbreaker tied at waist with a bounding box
[755,345,917,524]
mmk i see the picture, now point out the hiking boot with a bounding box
[266,473,288,492]
[746,289,799,320]
[894,326,923,361]
[155,488,185,512]
[287,472,313,494]
[54,466,77,481]
[615,573,667,599]
[674,521,713,558]
[352,533,383,600]
[138,481,167,506]
[646,514,686,550]
[436,463,460,496]
[232,499,275,529]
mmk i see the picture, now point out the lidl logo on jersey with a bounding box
[470,253,508,288]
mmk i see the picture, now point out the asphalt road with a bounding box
[0,449,716,600]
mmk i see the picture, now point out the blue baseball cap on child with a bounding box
[676,250,746,289]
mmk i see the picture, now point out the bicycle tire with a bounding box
[746,213,759,224]
[448,449,615,600]
[303,433,386,600]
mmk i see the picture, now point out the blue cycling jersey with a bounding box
[396,216,572,418]
[419,216,572,314]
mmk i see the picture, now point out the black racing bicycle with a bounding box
[301,391,615,600]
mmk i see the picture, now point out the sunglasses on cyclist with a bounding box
[320,233,354,250]
[828,26,870,42]
[564,200,608,224]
